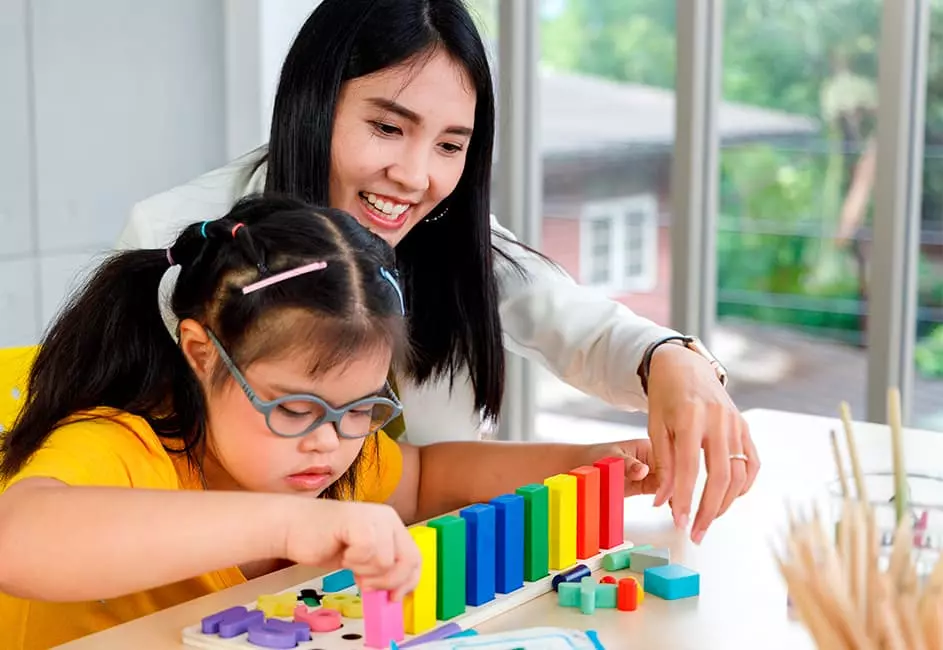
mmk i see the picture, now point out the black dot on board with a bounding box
[342,633,362,640]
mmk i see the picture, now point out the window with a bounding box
[579,195,658,293]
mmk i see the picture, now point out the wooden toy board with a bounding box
[181,540,633,650]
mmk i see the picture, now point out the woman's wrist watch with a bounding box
[638,335,729,395]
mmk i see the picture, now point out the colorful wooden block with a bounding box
[320,593,358,613]
[403,526,438,634]
[629,547,670,572]
[247,619,311,649]
[460,504,496,606]
[557,582,580,607]
[321,568,355,592]
[596,583,617,608]
[257,593,298,618]
[362,590,405,649]
[599,575,617,585]
[293,605,342,632]
[543,474,577,570]
[602,544,653,571]
[579,577,596,614]
[569,466,601,559]
[618,577,639,611]
[594,457,625,549]
[428,515,467,620]
[515,484,549,581]
[550,563,590,592]
[490,494,525,594]
[643,564,700,600]
[201,606,260,636]
[637,580,645,604]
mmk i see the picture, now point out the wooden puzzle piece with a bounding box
[490,494,524,594]
[643,564,700,600]
[627,547,670,572]
[544,474,577,570]
[320,569,355,593]
[569,466,601,560]
[257,593,298,618]
[292,605,341,632]
[460,503,497,606]
[403,526,438,634]
[246,619,310,649]
[362,590,404,649]
[594,457,625,549]
[428,515,467,620]
[515,484,549,581]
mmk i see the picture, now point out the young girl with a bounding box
[0,196,653,649]
[120,0,759,544]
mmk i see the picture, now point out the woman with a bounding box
[119,0,758,544]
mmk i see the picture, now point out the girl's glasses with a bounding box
[206,330,402,439]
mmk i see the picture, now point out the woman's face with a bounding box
[330,49,477,247]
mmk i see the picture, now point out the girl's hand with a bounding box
[282,500,422,601]
[645,343,760,544]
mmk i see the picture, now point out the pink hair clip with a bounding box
[241,260,328,295]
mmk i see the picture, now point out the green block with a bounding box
[602,544,653,571]
[579,577,596,614]
[428,515,467,620]
[558,582,580,607]
[596,583,617,608]
[516,484,549,581]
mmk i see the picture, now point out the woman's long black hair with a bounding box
[1,195,408,499]
[263,0,508,424]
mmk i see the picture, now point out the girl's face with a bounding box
[330,48,477,247]
[194,337,393,496]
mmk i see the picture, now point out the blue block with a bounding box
[490,494,525,594]
[643,564,700,600]
[322,568,355,593]
[460,504,497,606]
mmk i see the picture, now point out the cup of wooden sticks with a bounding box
[776,388,943,649]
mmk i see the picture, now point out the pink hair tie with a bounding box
[231,223,246,237]
[241,261,328,295]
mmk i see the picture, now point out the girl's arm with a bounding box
[0,477,289,600]
[387,439,654,524]
[0,478,420,602]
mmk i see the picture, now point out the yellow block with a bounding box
[403,526,438,634]
[321,593,358,613]
[342,596,363,619]
[257,593,297,617]
[637,580,645,605]
[544,474,578,570]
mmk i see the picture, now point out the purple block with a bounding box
[247,618,311,649]
[219,609,264,638]
[202,606,266,638]
[397,623,464,648]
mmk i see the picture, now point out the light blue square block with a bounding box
[321,568,355,593]
[643,564,699,600]
[596,583,617,608]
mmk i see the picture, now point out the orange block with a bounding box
[568,466,600,559]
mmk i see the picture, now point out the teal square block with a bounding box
[643,564,699,600]
[596,583,617,608]
[558,582,580,607]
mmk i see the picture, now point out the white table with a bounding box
[55,409,943,649]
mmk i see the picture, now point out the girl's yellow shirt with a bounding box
[0,408,402,650]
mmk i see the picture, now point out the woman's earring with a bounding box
[424,206,449,223]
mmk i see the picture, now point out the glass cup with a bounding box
[827,471,943,579]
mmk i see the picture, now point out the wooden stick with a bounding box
[888,388,908,526]
[830,429,851,499]
[839,401,868,503]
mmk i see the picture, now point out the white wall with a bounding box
[0,0,228,347]
[224,0,321,159]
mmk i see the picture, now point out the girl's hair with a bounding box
[262,0,510,424]
[0,195,408,500]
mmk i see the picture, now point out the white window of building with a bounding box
[579,195,658,293]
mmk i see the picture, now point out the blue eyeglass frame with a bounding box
[205,330,403,439]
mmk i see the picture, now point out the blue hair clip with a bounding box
[200,220,211,239]
[379,267,405,315]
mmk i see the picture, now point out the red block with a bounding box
[594,456,625,549]
[599,575,617,585]
[568,466,600,559]
[618,577,639,611]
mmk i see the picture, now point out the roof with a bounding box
[539,70,820,157]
